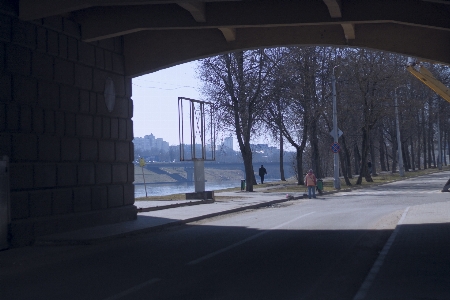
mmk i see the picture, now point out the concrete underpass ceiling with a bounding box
[15,0,450,77]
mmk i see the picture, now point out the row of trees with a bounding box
[197,47,450,191]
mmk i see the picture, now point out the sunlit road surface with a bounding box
[1,172,449,299]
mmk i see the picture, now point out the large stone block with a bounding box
[32,107,44,134]
[112,163,127,183]
[55,111,65,137]
[95,163,111,184]
[9,163,33,190]
[10,191,29,220]
[57,163,77,186]
[97,39,115,51]
[6,44,31,75]
[77,163,95,185]
[52,188,73,215]
[42,16,62,32]
[60,85,79,112]
[126,119,133,141]
[111,118,118,139]
[0,14,11,42]
[89,92,97,114]
[107,185,123,207]
[127,163,134,183]
[0,104,5,132]
[76,114,93,137]
[74,63,93,90]
[104,50,112,71]
[115,141,129,162]
[124,183,134,205]
[61,137,80,161]
[118,118,126,140]
[78,42,95,66]
[67,36,78,61]
[6,102,19,131]
[63,18,80,39]
[98,140,115,162]
[54,58,74,85]
[13,74,37,105]
[32,51,54,80]
[79,90,89,113]
[46,29,59,56]
[95,47,104,69]
[93,69,108,93]
[29,190,52,217]
[80,138,97,161]
[58,33,68,59]
[113,97,128,118]
[0,133,11,157]
[93,116,102,138]
[44,110,55,134]
[91,186,108,210]
[0,74,12,103]
[102,117,111,139]
[125,78,132,98]
[34,163,57,188]
[19,105,32,132]
[11,18,36,49]
[73,187,91,212]
[112,52,124,74]
[0,42,4,72]
[12,134,37,161]
[38,135,61,161]
[36,27,47,53]
[37,80,59,109]
[64,112,76,136]
[114,37,123,53]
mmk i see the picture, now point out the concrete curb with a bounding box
[137,199,214,212]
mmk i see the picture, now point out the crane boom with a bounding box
[406,65,450,103]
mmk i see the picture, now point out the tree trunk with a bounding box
[354,143,361,175]
[357,126,373,184]
[340,135,353,179]
[369,132,377,176]
[310,120,321,178]
[379,127,387,171]
[279,132,286,181]
[410,136,416,171]
[296,148,304,185]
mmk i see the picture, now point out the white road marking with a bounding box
[187,211,315,266]
[353,206,410,300]
[102,278,160,300]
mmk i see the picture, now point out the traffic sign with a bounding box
[139,157,146,167]
[329,128,343,138]
[331,142,341,153]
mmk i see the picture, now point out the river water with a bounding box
[134,180,278,198]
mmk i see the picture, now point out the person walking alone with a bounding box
[304,169,317,199]
[259,165,267,184]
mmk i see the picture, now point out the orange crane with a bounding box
[406,59,450,103]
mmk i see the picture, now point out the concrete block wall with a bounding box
[0,10,136,246]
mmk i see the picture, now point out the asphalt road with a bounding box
[1,172,449,300]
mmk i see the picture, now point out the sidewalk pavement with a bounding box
[35,186,309,246]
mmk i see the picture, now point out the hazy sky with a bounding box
[131,60,277,151]
[132,61,202,146]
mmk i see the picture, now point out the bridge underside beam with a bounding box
[124,22,450,77]
[74,1,450,43]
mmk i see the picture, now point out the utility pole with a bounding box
[331,68,341,189]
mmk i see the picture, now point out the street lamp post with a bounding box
[395,86,405,177]
[332,67,341,189]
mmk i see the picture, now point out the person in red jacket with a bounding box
[304,169,317,199]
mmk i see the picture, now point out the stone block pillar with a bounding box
[0,6,136,246]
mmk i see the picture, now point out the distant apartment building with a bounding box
[133,134,169,152]
[220,136,233,150]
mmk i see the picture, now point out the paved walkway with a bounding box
[36,187,309,245]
